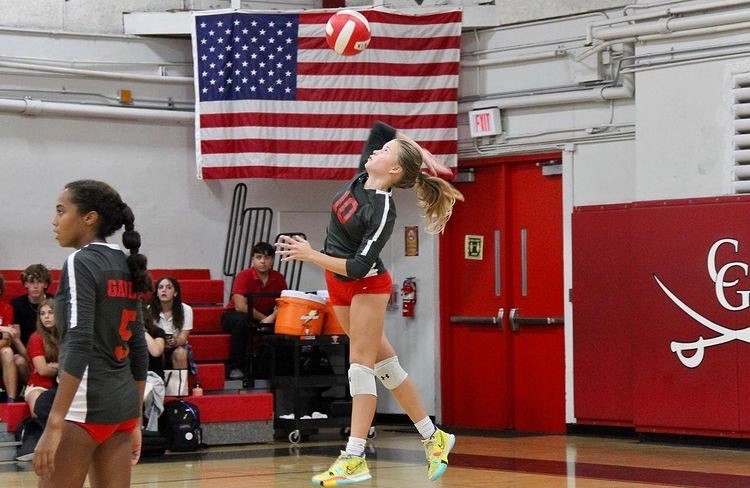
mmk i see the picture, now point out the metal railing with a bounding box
[222,183,274,279]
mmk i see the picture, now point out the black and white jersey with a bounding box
[55,242,148,424]
[324,122,397,280]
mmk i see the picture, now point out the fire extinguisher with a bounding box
[401,277,416,318]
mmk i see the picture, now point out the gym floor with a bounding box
[2,426,750,487]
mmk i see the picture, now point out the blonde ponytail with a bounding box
[415,174,464,234]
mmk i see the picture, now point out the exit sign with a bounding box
[469,108,502,137]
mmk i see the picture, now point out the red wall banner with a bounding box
[574,196,750,436]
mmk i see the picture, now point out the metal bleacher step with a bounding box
[0,444,20,462]
[220,379,271,393]
[0,431,20,462]
[173,393,274,445]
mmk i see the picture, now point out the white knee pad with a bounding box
[348,363,377,397]
[374,356,408,390]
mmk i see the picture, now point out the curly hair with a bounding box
[20,264,51,286]
[392,139,464,234]
[65,180,151,293]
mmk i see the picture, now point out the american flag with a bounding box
[192,8,462,180]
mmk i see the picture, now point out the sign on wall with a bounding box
[465,235,484,260]
[405,226,419,256]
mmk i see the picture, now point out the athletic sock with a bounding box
[415,416,436,440]
[345,436,367,457]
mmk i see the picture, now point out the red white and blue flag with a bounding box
[191,8,462,180]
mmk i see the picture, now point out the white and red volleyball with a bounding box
[325,9,371,56]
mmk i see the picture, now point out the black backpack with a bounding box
[159,399,202,452]
[140,428,167,457]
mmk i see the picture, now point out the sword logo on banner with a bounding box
[655,238,750,368]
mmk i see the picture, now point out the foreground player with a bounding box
[276,122,463,486]
[34,180,150,488]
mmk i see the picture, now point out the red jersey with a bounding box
[0,301,13,326]
[27,332,56,389]
[226,267,287,315]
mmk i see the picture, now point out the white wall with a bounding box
[571,140,636,206]
[634,59,741,201]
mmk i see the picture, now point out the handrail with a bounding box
[222,183,274,280]
[222,183,247,278]
[236,207,273,274]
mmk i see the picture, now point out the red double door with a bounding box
[440,155,565,432]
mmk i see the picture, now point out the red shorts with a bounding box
[71,417,139,445]
[325,270,392,306]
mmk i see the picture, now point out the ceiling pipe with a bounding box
[586,0,750,44]
[577,20,750,62]
[593,8,750,42]
[0,97,194,125]
[462,49,566,68]
[459,44,634,113]
[0,60,192,84]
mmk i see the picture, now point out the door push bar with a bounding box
[509,308,564,332]
[450,308,504,330]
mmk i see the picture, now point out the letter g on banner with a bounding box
[707,238,750,311]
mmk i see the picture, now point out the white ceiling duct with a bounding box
[0,97,194,125]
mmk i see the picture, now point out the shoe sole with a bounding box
[428,433,456,481]
[312,473,372,486]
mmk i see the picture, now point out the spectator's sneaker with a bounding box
[311,451,371,486]
[422,428,456,481]
[15,452,34,462]
[229,368,244,380]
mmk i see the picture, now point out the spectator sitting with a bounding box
[1,272,30,403]
[147,277,196,374]
[145,315,166,381]
[0,323,27,404]
[9,264,53,393]
[0,326,23,403]
[222,241,288,380]
[0,273,13,327]
[0,273,15,402]
[143,313,166,431]
[25,300,59,416]
[10,264,53,346]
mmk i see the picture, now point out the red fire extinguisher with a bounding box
[401,277,416,318]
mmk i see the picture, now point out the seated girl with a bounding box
[147,277,196,373]
[25,300,58,415]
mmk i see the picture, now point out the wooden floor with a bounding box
[3,426,750,487]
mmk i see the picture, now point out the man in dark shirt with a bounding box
[8,264,53,392]
[10,264,53,345]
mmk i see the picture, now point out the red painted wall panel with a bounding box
[574,196,750,436]
[629,199,746,434]
[572,204,635,426]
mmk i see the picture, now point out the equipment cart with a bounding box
[269,334,375,444]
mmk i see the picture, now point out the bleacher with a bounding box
[0,268,274,449]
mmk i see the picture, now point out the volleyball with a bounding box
[325,9,371,56]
